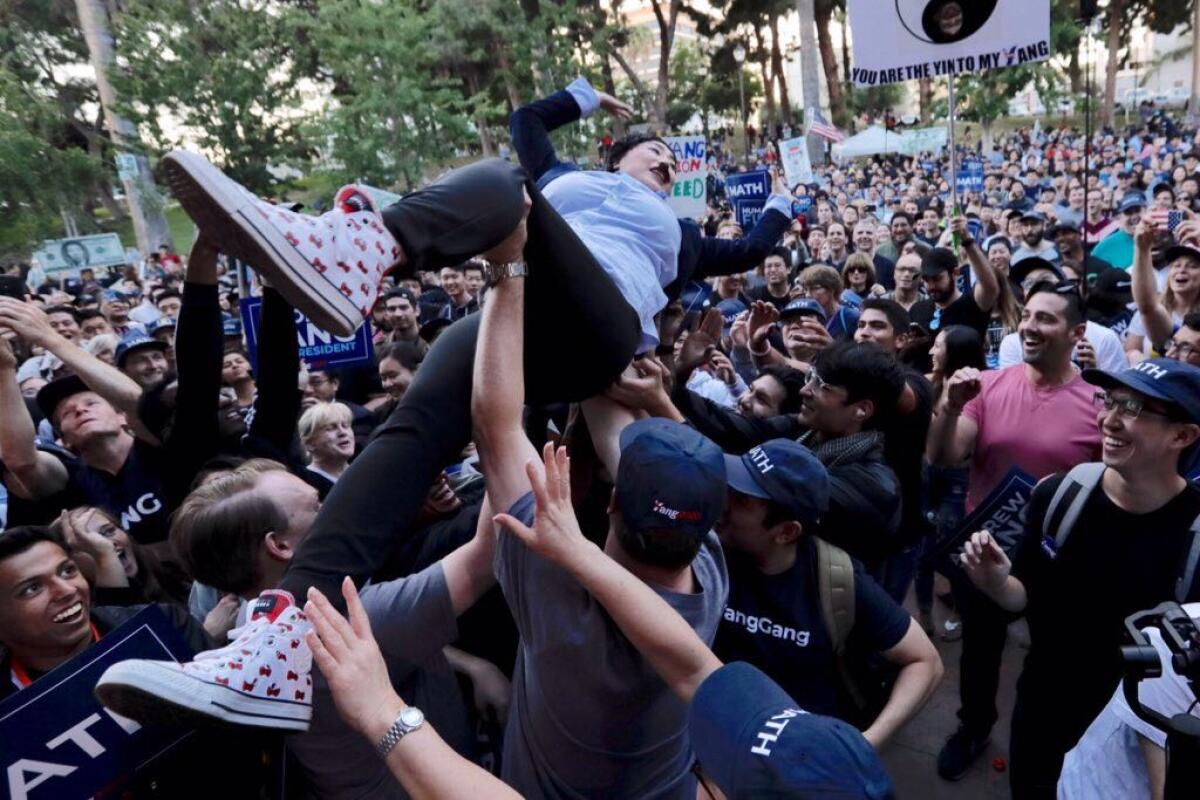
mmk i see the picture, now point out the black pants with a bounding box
[1008,692,1069,799]
[951,574,1015,737]
[281,159,641,603]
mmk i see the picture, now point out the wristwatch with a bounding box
[486,259,528,282]
[376,706,425,757]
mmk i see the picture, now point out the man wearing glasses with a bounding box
[926,281,1102,781]
[959,357,1200,796]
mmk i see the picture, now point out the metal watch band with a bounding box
[376,707,424,758]
[487,259,528,282]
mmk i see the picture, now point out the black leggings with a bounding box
[281,159,641,603]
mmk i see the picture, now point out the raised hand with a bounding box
[943,366,983,414]
[483,188,532,265]
[729,311,750,349]
[748,300,779,352]
[960,531,1012,595]
[1134,219,1157,250]
[698,307,724,342]
[596,91,634,122]
[492,443,588,567]
[1074,337,1096,370]
[305,577,406,741]
[605,357,670,413]
[0,297,57,347]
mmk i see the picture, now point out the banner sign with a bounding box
[955,160,985,193]
[848,0,1051,87]
[240,297,375,371]
[779,137,814,189]
[664,136,708,219]
[0,606,196,800]
[114,153,139,182]
[32,234,127,275]
[933,466,1037,577]
[726,171,771,229]
[902,127,950,155]
[793,195,814,218]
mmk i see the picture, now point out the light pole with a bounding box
[733,44,748,167]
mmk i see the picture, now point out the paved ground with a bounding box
[880,583,1030,798]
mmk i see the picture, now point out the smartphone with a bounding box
[0,275,27,300]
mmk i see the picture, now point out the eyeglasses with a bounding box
[846,266,869,275]
[804,370,834,393]
[1166,338,1200,362]
[1092,391,1176,421]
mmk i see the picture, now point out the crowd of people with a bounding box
[2,76,1200,800]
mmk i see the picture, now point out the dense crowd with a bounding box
[2,78,1199,800]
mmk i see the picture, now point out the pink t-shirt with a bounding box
[963,365,1102,512]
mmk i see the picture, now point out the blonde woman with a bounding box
[298,401,355,497]
[1127,220,1200,363]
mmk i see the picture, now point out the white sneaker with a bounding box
[162,151,401,336]
[96,590,314,731]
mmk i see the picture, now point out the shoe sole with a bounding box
[163,151,360,337]
[95,660,311,732]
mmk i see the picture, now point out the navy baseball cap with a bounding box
[36,374,90,423]
[616,418,726,542]
[717,299,748,332]
[1084,359,1200,423]
[689,662,895,799]
[148,317,177,337]
[115,332,168,367]
[1164,244,1200,266]
[724,440,830,526]
[779,298,827,323]
[1009,256,1064,286]
[1119,192,1147,214]
[1019,209,1046,223]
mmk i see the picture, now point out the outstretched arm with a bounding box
[509,78,632,185]
[493,444,723,704]
[1131,221,1174,349]
[305,579,521,800]
[470,192,537,515]
[955,217,999,313]
[0,337,67,499]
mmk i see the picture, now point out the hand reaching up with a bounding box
[492,443,589,569]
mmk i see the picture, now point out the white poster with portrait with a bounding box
[847,0,1050,87]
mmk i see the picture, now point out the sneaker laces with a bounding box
[190,616,273,668]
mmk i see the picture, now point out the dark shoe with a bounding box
[937,726,989,780]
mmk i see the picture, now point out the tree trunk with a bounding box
[814,4,847,128]
[601,57,627,139]
[650,0,681,131]
[795,0,823,164]
[494,40,523,111]
[464,69,496,157]
[1067,39,1082,96]
[839,8,851,86]
[1101,0,1124,127]
[770,13,793,124]
[919,77,933,124]
[981,119,995,155]
[75,0,171,256]
[1191,0,1200,121]
[753,28,775,136]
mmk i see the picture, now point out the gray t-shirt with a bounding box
[286,563,471,799]
[496,492,729,800]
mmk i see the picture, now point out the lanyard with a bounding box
[10,621,101,689]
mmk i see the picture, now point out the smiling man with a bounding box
[927,282,1102,780]
[959,358,1200,797]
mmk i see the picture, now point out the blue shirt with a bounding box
[541,78,792,352]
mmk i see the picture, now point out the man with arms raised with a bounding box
[471,226,729,798]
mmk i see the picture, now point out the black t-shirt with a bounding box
[1011,475,1200,746]
[64,440,170,544]
[713,540,911,719]
[746,284,793,314]
[910,290,990,337]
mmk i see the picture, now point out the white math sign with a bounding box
[848,0,1050,87]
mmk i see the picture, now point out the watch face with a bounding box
[399,706,424,727]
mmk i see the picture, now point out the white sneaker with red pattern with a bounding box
[96,590,314,731]
[162,150,402,337]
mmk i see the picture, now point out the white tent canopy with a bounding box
[833,125,907,160]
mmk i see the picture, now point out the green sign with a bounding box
[115,153,139,182]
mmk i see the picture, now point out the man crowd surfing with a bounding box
[2,77,1200,799]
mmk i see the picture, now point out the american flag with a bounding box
[806,107,845,144]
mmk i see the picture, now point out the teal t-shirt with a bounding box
[1091,230,1134,270]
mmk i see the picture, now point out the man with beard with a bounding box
[926,282,1102,780]
[1012,211,1060,265]
[909,220,1000,338]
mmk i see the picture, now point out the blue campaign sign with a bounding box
[792,195,814,218]
[933,466,1037,578]
[0,606,196,800]
[726,171,771,229]
[955,160,985,194]
[920,160,936,173]
[240,297,375,371]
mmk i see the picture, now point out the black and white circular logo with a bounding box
[894,0,999,44]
